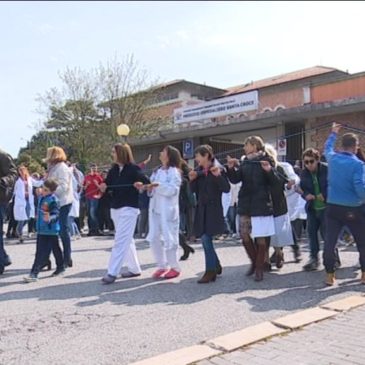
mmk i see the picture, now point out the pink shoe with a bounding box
[152,269,167,279]
[164,269,180,279]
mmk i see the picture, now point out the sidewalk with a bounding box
[197,299,365,365]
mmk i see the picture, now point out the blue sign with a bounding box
[183,139,194,159]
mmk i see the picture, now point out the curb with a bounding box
[129,294,365,365]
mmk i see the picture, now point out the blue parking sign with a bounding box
[183,139,194,159]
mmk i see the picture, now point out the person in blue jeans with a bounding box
[300,148,341,271]
[189,145,230,284]
[323,123,365,285]
[0,147,17,275]
[24,179,64,282]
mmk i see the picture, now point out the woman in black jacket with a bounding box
[99,143,150,284]
[189,145,230,283]
[226,136,277,281]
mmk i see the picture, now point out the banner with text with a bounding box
[174,90,258,124]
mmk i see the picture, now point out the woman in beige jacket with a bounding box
[45,147,74,268]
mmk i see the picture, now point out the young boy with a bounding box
[23,179,65,282]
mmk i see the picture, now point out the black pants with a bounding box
[324,204,365,273]
[28,218,36,233]
[31,235,64,276]
[137,208,148,237]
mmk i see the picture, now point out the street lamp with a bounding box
[117,123,130,143]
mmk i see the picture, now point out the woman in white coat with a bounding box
[14,165,35,243]
[147,146,182,280]
[68,166,81,240]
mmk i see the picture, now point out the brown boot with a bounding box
[242,238,257,276]
[325,273,335,286]
[255,242,266,282]
[197,271,217,284]
[361,272,365,285]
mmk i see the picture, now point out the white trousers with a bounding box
[108,207,141,277]
[148,211,180,271]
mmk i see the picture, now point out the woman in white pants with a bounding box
[147,146,182,279]
[100,143,150,284]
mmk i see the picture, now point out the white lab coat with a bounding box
[280,162,307,221]
[147,167,182,270]
[69,173,80,218]
[13,177,35,221]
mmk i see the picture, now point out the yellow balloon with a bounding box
[117,124,130,136]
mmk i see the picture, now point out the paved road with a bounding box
[197,304,365,365]
[0,234,364,365]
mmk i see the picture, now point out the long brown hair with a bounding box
[164,145,182,169]
[114,143,135,165]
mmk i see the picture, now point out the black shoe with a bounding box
[216,262,222,275]
[303,258,319,271]
[41,260,52,271]
[292,246,302,263]
[0,265,4,275]
[52,268,65,277]
[66,259,73,268]
[6,233,11,239]
[4,256,12,267]
[270,252,276,264]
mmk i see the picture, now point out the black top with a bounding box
[105,163,150,209]
[0,149,17,205]
[269,164,289,217]
[299,162,328,212]
[226,153,278,217]
[190,160,231,237]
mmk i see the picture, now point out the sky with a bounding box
[1,1,365,157]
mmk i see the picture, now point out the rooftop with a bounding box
[224,66,347,96]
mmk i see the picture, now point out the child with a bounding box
[23,179,64,282]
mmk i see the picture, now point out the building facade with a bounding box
[130,66,365,168]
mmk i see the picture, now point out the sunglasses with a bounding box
[304,159,316,165]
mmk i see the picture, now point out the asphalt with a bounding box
[0,233,364,364]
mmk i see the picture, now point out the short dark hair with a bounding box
[164,145,182,168]
[342,133,359,149]
[194,144,214,160]
[302,148,320,160]
[43,179,58,193]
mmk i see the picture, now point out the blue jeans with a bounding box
[87,198,99,232]
[201,234,220,271]
[68,216,80,237]
[31,235,64,275]
[0,204,10,267]
[16,199,31,236]
[60,204,72,265]
[307,209,326,259]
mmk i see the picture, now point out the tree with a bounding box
[97,54,169,139]
[24,54,164,168]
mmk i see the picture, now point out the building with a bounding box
[130,66,365,167]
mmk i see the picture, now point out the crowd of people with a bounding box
[0,122,364,287]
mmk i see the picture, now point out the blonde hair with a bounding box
[264,144,278,167]
[45,146,67,164]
